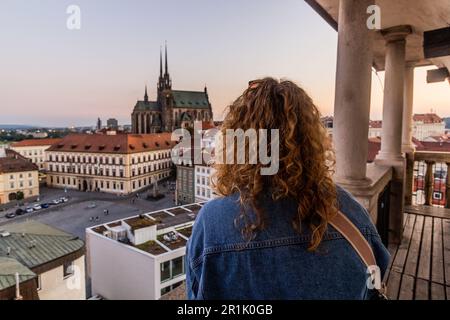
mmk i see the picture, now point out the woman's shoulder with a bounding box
[335,184,378,236]
[197,194,241,225]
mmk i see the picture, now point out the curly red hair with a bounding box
[213,77,337,250]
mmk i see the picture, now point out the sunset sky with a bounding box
[0,0,449,127]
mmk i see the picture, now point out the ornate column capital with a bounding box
[381,25,412,42]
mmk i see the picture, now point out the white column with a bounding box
[401,66,415,153]
[333,0,374,185]
[376,26,412,162]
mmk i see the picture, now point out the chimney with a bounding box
[14,272,23,300]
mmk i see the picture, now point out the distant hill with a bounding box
[444,117,450,129]
[0,124,38,130]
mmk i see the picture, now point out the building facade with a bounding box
[194,164,217,202]
[0,149,39,205]
[324,114,446,141]
[0,221,85,300]
[10,138,62,170]
[131,45,213,133]
[176,163,195,205]
[412,113,446,141]
[45,132,175,194]
[87,202,204,300]
[106,118,119,130]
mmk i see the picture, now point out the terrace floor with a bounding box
[385,205,450,300]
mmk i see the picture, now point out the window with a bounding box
[172,257,184,277]
[63,261,75,278]
[161,261,171,282]
[433,192,442,200]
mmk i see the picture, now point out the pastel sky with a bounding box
[0,0,449,127]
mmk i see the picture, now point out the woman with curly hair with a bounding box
[186,78,389,299]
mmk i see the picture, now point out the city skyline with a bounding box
[0,0,449,127]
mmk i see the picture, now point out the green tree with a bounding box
[16,191,24,200]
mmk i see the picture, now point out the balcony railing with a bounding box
[406,151,450,208]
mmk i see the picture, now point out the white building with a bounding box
[412,113,446,141]
[0,221,86,300]
[194,164,217,202]
[10,138,62,170]
[86,202,205,300]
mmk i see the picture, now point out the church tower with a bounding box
[158,42,173,131]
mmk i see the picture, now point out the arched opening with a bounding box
[8,193,17,201]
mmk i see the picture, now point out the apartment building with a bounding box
[0,221,86,300]
[194,164,217,202]
[45,132,175,194]
[10,138,62,170]
[412,113,446,141]
[327,114,446,141]
[86,202,205,300]
[0,149,39,205]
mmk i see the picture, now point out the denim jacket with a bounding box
[186,185,390,300]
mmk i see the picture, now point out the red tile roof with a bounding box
[11,138,62,148]
[0,149,38,174]
[415,141,450,152]
[369,120,382,128]
[201,121,216,130]
[413,113,443,124]
[46,133,176,154]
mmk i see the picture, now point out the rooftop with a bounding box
[10,138,62,148]
[0,221,85,291]
[0,149,39,174]
[413,113,444,124]
[89,202,205,256]
[172,90,210,109]
[124,216,158,231]
[46,132,176,154]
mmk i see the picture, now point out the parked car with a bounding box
[51,199,61,205]
[5,212,16,219]
[60,197,69,203]
[41,203,50,209]
[87,202,97,209]
[33,204,42,210]
[24,207,34,213]
[15,208,25,216]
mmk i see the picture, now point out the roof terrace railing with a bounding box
[406,151,450,208]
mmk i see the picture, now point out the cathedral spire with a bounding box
[144,85,148,102]
[159,46,163,77]
[164,41,168,76]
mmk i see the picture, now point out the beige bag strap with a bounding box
[328,211,377,268]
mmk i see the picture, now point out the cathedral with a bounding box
[131,45,213,133]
